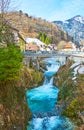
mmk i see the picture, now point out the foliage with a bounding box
[57,40,66,50]
[0,84,32,129]
[55,60,84,125]
[0,63,43,129]
[0,0,11,13]
[59,81,76,101]
[2,11,73,44]
[0,44,23,82]
[80,39,84,46]
[62,98,79,119]
[45,37,51,45]
[0,23,15,46]
[38,32,51,45]
[18,38,25,52]
[55,60,75,103]
[21,67,43,89]
[76,73,84,112]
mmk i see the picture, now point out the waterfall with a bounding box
[48,77,54,85]
[43,76,53,85]
[26,58,74,130]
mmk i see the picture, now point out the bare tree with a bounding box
[0,0,20,27]
[0,0,12,27]
[0,0,11,12]
[0,0,17,45]
[0,0,11,18]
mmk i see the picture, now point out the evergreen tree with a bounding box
[41,33,46,42]
[38,32,51,45]
[45,37,51,45]
[0,44,23,82]
[38,32,42,39]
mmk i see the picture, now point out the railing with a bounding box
[23,51,84,58]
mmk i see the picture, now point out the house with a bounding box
[63,41,76,51]
[25,38,45,46]
[25,38,47,51]
[64,42,72,50]
[25,43,39,52]
[48,44,57,51]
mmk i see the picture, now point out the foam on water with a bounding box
[26,58,74,130]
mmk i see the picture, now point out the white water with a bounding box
[26,58,74,130]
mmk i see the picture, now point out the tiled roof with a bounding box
[25,44,39,51]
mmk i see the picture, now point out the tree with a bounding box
[0,44,23,82]
[41,33,46,42]
[0,0,17,15]
[0,0,11,23]
[38,32,42,39]
[57,40,66,50]
[0,0,18,27]
[45,37,51,45]
[0,23,15,46]
[60,30,64,40]
[80,40,84,47]
[0,0,10,14]
[38,32,51,45]
[0,0,23,82]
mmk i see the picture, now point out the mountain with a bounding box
[53,15,84,43]
[3,11,73,44]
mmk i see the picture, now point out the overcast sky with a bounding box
[15,0,84,21]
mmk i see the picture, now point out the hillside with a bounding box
[54,59,84,127]
[53,15,84,44]
[3,11,73,44]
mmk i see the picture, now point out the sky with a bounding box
[14,0,84,21]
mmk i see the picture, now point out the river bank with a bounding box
[0,65,43,130]
[26,58,75,130]
[0,57,84,130]
[54,59,84,129]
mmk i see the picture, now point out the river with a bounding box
[26,58,74,130]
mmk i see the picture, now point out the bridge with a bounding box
[24,51,84,58]
[23,51,84,69]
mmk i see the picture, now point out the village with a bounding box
[12,29,84,54]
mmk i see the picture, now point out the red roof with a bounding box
[25,44,39,51]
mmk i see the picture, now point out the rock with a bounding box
[78,112,84,123]
[80,124,84,130]
[9,126,22,130]
[0,115,4,126]
[0,104,3,110]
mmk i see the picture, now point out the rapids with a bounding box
[26,58,74,130]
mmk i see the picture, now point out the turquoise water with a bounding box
[26,58,74,130]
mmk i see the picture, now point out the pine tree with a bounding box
[0,44,23,82]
